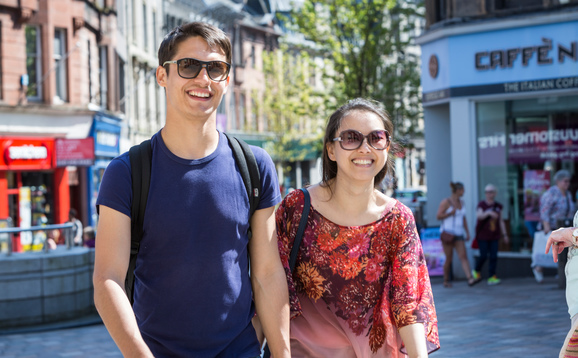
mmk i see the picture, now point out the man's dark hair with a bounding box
[321,98,398,190]
[158,22,232,76]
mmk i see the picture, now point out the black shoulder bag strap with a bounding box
[289,188,311,270]
[127,139,152,305]
[263,188,310,358]
[225,132,260,218]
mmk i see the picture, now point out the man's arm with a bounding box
[93,205,153,358]
[249,206,291,358]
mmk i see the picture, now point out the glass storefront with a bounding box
[477,94,578,252]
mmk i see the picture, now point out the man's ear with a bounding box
[157,66,167,88]
[222,75,230,94]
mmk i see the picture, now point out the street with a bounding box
[0,275,570,357]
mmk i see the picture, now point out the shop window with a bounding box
[54,28,68,103]
[25,25,42,100]
[476,95,578,252]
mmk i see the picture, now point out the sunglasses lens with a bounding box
[178,58,202,78]
[369,130,389,149]
[341,130,363,150]
[207,62,229,81]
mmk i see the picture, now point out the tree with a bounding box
[289,0,425,141]
[261,41,332,181]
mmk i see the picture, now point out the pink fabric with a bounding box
[276,190,440,356]
[291,294,406,357]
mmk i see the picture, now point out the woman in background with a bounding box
[436,182,479,288]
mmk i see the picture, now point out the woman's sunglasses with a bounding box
[162,58,231,82]
[333,129,390,151]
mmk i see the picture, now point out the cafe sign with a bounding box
[475,38,577,71]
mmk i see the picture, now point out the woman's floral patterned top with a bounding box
[276,189,440,356]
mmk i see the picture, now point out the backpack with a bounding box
[126,133,261,305]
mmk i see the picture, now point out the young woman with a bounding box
[276,98,439,357]
[436,182,479,288]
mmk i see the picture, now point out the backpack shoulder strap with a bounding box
[224,133,260,218]
[127,139,152,305]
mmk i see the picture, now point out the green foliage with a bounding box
[289,0,425,141]
[261,43,330,165]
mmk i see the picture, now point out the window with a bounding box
[118,56,125,113]
[54,28,68,102]
[152,12,157,53]
[476,95,578,251]
[142,4,148,51]
[251,45,256,68]
[88,40,92,102]
[99,46,108,108]
[25,25,42,99]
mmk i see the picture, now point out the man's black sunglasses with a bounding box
[163,58,231,82]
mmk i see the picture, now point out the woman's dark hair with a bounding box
[158,22,232,75]
[450,182,464,193]
[321,98,399,189]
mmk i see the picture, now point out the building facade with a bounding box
[0,0,125,248]
[419,1,578,257]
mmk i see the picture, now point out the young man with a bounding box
[472,184,509,285]
[93,22,290,357]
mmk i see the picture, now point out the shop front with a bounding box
[87,114,122,228]
[418,13,578,258]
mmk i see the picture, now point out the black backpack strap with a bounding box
[127,139,152,305]
[224,133,260,218]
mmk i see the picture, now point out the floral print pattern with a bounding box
[276,189,440,354]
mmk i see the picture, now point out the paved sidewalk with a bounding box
[431,275,569,357]
[0,276,571,357]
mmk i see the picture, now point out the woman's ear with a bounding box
[327,142,336,161]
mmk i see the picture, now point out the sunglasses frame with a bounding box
[162,57,231,82]
[332,129,390,151]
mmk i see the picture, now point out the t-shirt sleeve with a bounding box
[96,153,132,218]
[252,146,281,210]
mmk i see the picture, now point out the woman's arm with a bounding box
[399,323,428,358]
[436,199,451,221]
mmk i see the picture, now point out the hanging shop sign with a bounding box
[0,138,53,170]
[55,138,95,167]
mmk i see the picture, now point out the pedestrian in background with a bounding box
[538,169,575,286]
[93,22,289,357]
[276,98,439,357]
[545,211,578,357]
[437,182,479,287]
[68,209,83,247]
[82,226,95,248]
[472,184,509,285]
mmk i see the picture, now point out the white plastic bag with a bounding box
[531,231,558,269]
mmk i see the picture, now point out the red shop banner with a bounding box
[55,138,95,167]
[0,138,54,170]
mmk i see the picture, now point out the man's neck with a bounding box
[161,116,219,160]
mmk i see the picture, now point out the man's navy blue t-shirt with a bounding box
[96,130,281,357]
